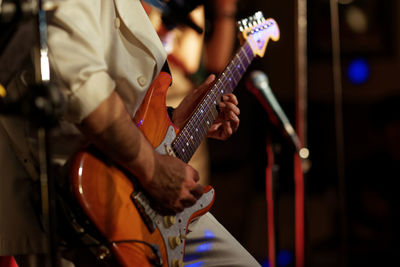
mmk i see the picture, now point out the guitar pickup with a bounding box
[131,190,157,233]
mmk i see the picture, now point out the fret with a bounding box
[244,42,255,62]
[193,108,208,135]
[214,79,225,95]
[204,110,214,126]
[221,75,233,94]
[173,144,184,161]
[222,73,234,93]
[187,119,203,142]
[180,129,195,156]
[232,64,242,84]
[232,57,245,77]
[225,65,238,86]
[240,46,251,65]
[210,105,219,121]
[239,47,253,71]
[182,129,194,155]
[184,135,195,161]
[235,53,246,70]
[215,78,227,93]
[175,139,186,158]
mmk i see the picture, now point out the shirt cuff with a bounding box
[64,71,116,123]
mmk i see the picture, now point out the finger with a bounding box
[223,120,233,138]
[184,163,200,182]
[198,74,216,93]
[190,184,204,200]
[191,167,200,183]
[183,165,201,192]
[205,74,216,85]
[207,122,223,139]
[228,111,240,131]
[180,195,197,208]
[218,101,240,120]
[221,101,240,116]
[179,185,200,208]
[208,122,222,132]
[175,206,184,213]
[217,101,226,111]
[222,93,238,105]
[152,201,175,216]
[173,200,185,213]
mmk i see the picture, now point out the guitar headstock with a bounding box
[238,11,280,58]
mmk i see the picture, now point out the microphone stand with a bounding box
[0,1,63,266]
[246,72,309,267]
[264,132,278,267]
[36,3,63,265]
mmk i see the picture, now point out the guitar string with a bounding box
[172,41,255,162]
[172,42,254,162]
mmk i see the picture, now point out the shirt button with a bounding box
[137,75,147,87]
[114,17,120,29]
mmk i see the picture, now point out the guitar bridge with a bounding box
[131,191,156,233]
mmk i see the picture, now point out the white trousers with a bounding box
[184,213,260,267]
[15,213,261,267]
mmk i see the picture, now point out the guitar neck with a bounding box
[172,41,255,163]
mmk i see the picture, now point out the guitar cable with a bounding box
[56,193,163,266]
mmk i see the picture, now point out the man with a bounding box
[0,0,260,266]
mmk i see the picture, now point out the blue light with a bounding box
[184,229,215,262]
[260,259,270,267]
[277,250,293,266]
[347,58,370,84]
[259,250,293,267]
[195,229,214,253]
[204,229,215,239]
[185,261,205,267]
[195,242,213,253]
[184,253,199,262]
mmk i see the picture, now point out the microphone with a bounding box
[247,70,302,153]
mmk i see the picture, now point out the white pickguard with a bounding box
[131,126,215,266]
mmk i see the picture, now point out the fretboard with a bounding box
[171,41,255,163]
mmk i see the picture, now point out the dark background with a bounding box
[208,0,400,266]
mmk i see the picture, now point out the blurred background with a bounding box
[207,0,400,266]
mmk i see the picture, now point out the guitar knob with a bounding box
[163,215,176,228]
[171,259,184,267]
[180,234,187,240]
[168,236,181,249]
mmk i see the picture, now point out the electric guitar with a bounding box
[68,12,280,267]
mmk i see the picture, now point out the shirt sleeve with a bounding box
[47,0,115,123]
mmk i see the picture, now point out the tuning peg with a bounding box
[242,18,249,27]
[238,21,243,32]
[237,20,243,32]
[238,18,249,32]
[254,11,265,21]
[238,11,269,32]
